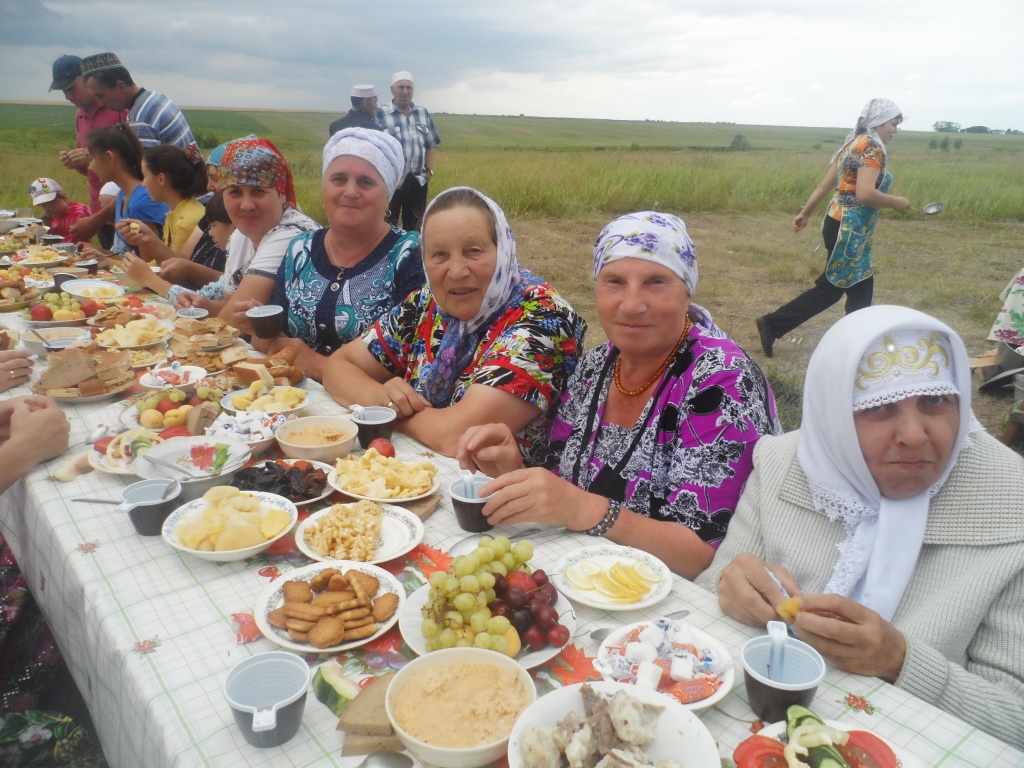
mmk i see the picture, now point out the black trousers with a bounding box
[761,215,874,338]
[386,174,429,232]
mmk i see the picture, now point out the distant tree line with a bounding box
[932,121,1022,135]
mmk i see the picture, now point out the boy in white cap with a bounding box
[28,178,91,244]
[376,70,441,231]
[329,85,382,136]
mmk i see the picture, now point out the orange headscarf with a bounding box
[218,137,296,208]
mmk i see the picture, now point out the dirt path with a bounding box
[512,211,1024,441]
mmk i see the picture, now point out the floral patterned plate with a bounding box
[294,503,424,563]
[552,544,672,611]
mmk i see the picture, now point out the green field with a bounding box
[2,103,1023,223]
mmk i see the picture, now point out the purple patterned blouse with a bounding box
[536,326,780,546]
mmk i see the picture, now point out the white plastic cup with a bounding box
[223,651,311,748]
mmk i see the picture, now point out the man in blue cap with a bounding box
[50,54,124,247]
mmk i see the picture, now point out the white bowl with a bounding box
[139,365,208,394]
[134,435,251,502]
[60,278,125,301]
[161,490,298,562]
[386,648,536,768]
[274,415,357,462]
[22,326,91,358]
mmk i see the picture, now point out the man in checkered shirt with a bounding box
[376,71,441,232]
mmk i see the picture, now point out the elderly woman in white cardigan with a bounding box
[696,305,1024,749]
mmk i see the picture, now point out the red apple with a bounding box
[30,303,53,321]
[505,570,538,594]
[156,397,178,414]
[79,299,100,317]
[187,395,204,407]
[367,438,396,458]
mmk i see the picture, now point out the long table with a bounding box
[1,326,1021,767]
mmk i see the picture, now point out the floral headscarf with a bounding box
[832,98,902,162]
[797,305,977,621]
[322,128,405,200]
[417,186,539,407]
[207,134,258,169]
[218,137,297,208]
[593,211,698,294]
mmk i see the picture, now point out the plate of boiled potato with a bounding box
[221,383,311,415]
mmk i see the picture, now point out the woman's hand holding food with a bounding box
[122,252,155,284]
[157,257,193,285]
[479,468,605,529]
[0,395,56,440]
[717,552,804,627]
[379,377,430,418]
[174,292,211,312]
[114,219,156,249]
[7,401,70,464]
[456,423,525,477]
[0,350,34,394]
[792,593,907,683]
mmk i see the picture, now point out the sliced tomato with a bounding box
[158,426,192,441]
[837,730,898,768]
[733,735,786,767]
[93,436,114,455]
[126,296,143,308]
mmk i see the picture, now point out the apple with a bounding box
[187,395,204,407]
[79,299,100,317]
[505,570,538,594]
[30,303,52,321]
[367,437,395,458]
[156,397,178,414]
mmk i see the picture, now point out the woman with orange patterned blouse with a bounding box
[755,99,912,358]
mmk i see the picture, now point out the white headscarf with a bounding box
[592,211,698,294]
[322,128,405,200]
[832,98,902,163]
[797,305,976,621]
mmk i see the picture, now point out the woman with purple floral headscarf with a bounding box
[457,212,780,579]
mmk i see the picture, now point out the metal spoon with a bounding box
[352,751,412,768]
[139,454,202,479]
[589,609,692,643]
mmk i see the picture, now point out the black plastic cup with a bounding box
[223,651,311,749]
[449,475,496,532]
[119,479,182,536]
[350,406,397,450]
[246,305,284,339]
[741,634,826,723]
[52,272,79,291]
[76,260,99,275]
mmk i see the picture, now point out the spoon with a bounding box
[766,620,788,681]
[589,609,691,643]
[74,424,109,449]
[353,752,412,768]
[140,454,202,479]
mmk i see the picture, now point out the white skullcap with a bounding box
[351,84,376,98]
[852,328,958,411]
[322,127,405,200]
[392,71,413,85]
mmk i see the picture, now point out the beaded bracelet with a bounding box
[583,499,622,537]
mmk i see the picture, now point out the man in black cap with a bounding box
[50,54,124,247]
[328,85,382,136]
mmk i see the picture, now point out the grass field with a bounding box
[2,102,1022,438]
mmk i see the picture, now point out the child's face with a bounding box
[209,221,234,250]
[38,199,67,217]
[88,149,115,183]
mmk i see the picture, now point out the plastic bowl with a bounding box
[274,415,357,463]
[386,648,536,768]
[139,366,208,394]
[134,436,251,502]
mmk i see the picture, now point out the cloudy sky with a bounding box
[2,0,1022,132]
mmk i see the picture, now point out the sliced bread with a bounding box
[337,670,396,735]
[340,733,404,757]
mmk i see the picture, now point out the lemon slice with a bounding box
[579,560,601,576]
[565,564,595,591]
[631,562,661,584]
[589,572,630,599]
[609,563,650,595]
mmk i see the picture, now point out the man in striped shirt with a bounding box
[376,71,440,232]
[80,52,196,150]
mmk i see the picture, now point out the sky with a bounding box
[2,0,1023,132]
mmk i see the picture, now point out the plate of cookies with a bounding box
[253,561,403,654]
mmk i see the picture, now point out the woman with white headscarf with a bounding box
[755,99,912,358]
[457,212,780,579]
[699,305,1024,748]
[324,186,585,457]
[234,128,424,381]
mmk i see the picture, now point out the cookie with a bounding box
[282,580,314,603]
[312,590,356,607]
[308,616,346,649]
[327,573,350,592]
[372,593,399,622]
[267,607,289,629]
[310,568,341,592]
[348,570,379,596]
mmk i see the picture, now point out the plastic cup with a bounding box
[76,260,99,275]
[741,633,826,723]
[350,406,397,449]
[52,273,79,291]
[176,307,209,320]
[448,475,496,532]
[246,305,284,339]
[223,651,311,749]
[118,478,182,536]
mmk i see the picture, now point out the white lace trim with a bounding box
[852,383,959,411]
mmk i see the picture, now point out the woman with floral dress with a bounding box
[457,212,779,579]
[324,186,585,460]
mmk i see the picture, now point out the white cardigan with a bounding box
[696,430,1024,749]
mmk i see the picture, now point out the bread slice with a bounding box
[232,361,268,387]
[77,378,106,398]
[35,347,92,390]
[340,733,404,756]
[337,671,396,735]
[218,344,250,365]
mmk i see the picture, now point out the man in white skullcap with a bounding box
[376,70,441,231]
[328,85,382,137]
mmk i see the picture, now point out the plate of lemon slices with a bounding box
[553,544,671,611]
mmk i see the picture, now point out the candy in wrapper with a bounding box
[667,676,722,705]
[232,612,261,644]
[635,661,662,690]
